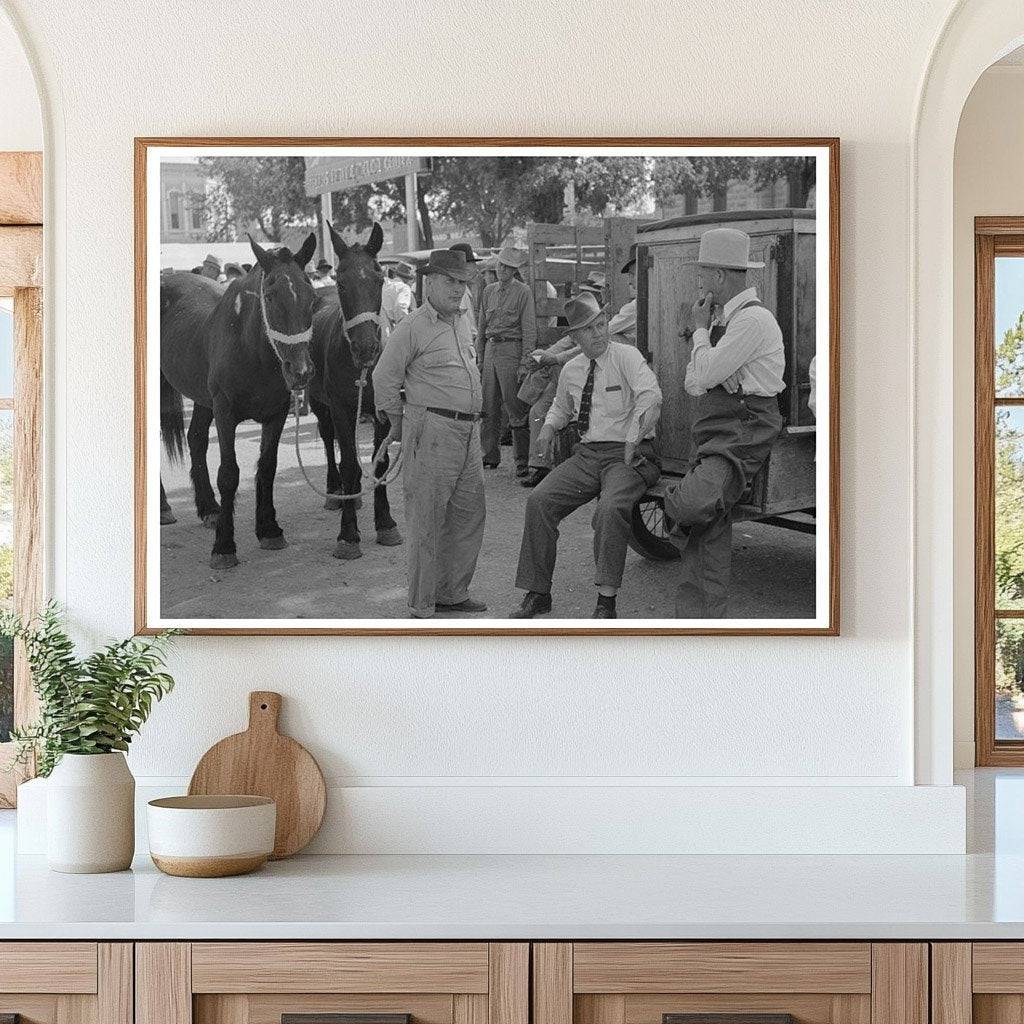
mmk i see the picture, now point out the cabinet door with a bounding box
[534,943,927,1024]
[0,942,132,1024]
[137,942,528,1024]
[935,943,1024,1024]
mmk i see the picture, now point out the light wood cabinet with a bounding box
[0,942,132,1024]
[136,943,528,1024]
[930,943,1024,1024]
[533,943,928,1024]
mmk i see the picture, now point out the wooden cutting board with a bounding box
[188,691,326,859]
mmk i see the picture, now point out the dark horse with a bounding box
[160,233,318,568]
[309,221,402,559]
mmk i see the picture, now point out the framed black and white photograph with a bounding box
[135,138,838,635]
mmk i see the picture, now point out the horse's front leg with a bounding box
[372,412,402,547]
[331,396,363,560]
[187,402,220,528]
[210,400,241,569]
[310,395,343,510]
[255,409,289,550]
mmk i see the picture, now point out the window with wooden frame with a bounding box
[0,151,43,806]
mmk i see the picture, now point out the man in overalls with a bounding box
[664,228,786,619]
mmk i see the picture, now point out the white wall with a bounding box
[0,7,40,151]
[952,64,1024,768]
[0,0,974,851]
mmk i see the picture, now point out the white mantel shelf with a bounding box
[1,851,1024,940]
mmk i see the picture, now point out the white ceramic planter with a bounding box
[46,752,135,873]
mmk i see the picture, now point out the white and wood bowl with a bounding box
[147,795,276,877]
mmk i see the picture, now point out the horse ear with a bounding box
[248,233,274,272]
[366,222,384,257]
[328,221,348,260]
[294,232,317,268]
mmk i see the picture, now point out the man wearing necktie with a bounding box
[664,227,786,619]
[510,292,662,619]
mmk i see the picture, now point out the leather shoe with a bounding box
[510,591,553,618]
[520,468,549,488]
[483,461,500,469]
[435,598,488,613]
[592,603,618,619]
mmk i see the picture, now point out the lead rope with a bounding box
[291,369,403,503]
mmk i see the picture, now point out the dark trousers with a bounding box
[515,441,659,594]
[481,338,529,468]
[665,390,782,618]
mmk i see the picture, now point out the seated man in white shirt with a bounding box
[511,292,662,620]
[664,228,786,619]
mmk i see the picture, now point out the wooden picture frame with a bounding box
[135,137,840,636]
[0,151,43,806]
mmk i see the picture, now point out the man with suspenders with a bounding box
[664,228,786,619]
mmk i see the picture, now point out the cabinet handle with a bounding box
[664,1016,796,1024]
[283,1015,411,1024]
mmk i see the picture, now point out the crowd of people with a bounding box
[371,226,789,620]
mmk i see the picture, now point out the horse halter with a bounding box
[259,275,313,348]
[343,309,384,333]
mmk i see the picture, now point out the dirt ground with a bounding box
[159,412,816,621]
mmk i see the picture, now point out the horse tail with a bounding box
[160,373,186,464]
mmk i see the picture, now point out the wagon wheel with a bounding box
[628,496,681,562]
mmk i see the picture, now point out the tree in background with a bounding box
[652,158,701,213]
[198,157,315,243]
[995,313,1024,694]
[750,156,816,208]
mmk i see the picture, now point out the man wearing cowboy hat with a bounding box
[511,292,662,619]
[382,262,416,330]
[477,246,537,475]
[664,227,786,618]
[372,248,488,618]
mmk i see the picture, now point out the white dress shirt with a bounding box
[545,341,661,444]
[684,287,785,397]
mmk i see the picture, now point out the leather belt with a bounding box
[426,406,482,422]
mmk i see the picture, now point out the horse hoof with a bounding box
[332,542,363,560]
[209,553,239,569]
[201,513,219,529]
[160,510,177,525]
[376,528,403,547]
[259,536,288,551]
[323,496,343,511]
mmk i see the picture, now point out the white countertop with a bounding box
[2,849,1024,940]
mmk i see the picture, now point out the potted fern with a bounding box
[2,603,178,873]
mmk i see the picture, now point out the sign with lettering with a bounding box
[303,156,430,197]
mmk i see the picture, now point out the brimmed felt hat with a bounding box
[395,261,416,279]
[561,291,605,332]
[449,242,482,263]
[423,248,473,282]
[203,254,222,271]
[495,246,527,269]
[223,261,243,276]
[696,227,764,270]
[608,298,636,337]
[579,270,606,295]
[620,242,638,274]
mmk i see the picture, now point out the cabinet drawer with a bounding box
[139,942,528,1024]
[191,943,490,993]
[572,943,872,994]
[534,943,925,1024]
[0,942,98,993]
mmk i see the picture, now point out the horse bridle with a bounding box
[258,275,313,348]
[342,309,384,333]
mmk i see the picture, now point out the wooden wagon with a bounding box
[627,208,819,560]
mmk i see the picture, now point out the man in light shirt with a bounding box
[372,249,487,618]
[511,292,662,620]
[381,263,416,331]
[664,227,786,619]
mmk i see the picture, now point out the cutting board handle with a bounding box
[248,691,282,734]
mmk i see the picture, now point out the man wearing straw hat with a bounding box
[510,292,662,620]
[372,248,488,618]
[664,227,785,619]
[477,246,537,475]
